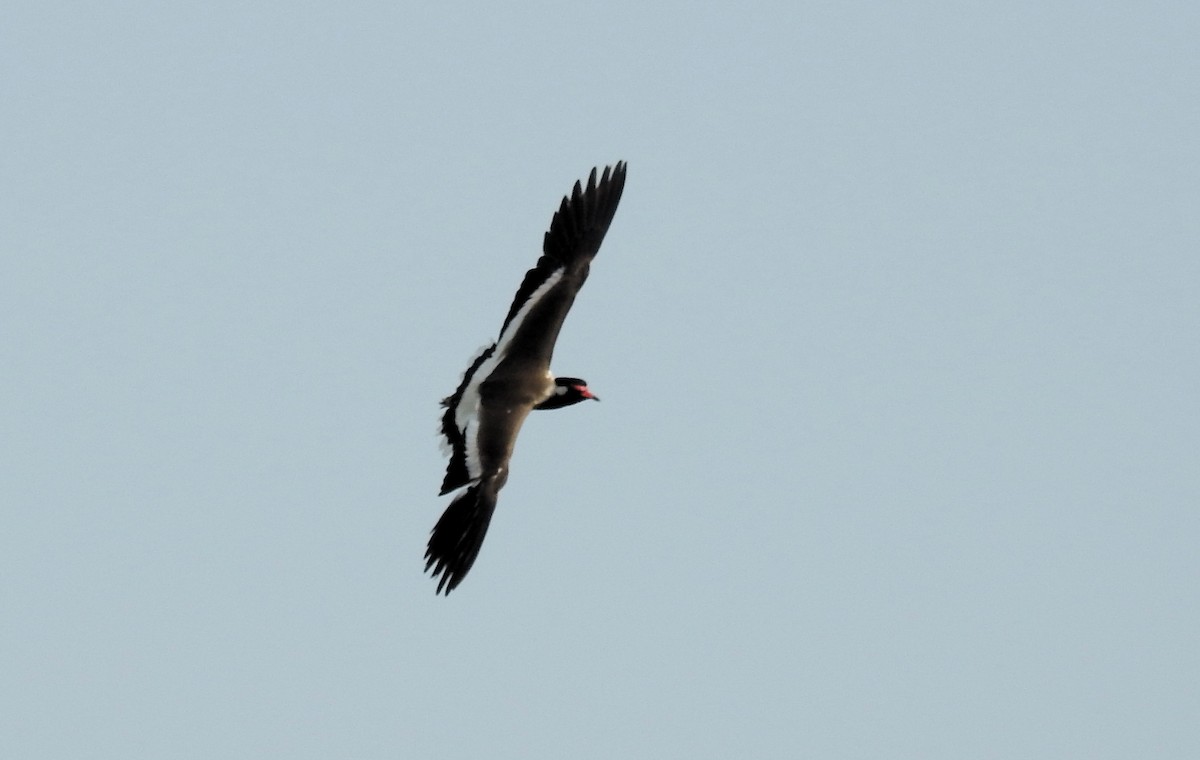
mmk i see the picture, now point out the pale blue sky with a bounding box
[3,2,1198,758]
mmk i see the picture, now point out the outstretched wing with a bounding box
[436,162,628,494]
[496,162,628,367]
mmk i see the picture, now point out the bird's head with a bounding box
[535,376,600,410]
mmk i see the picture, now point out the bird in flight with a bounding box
[426,162,628,594]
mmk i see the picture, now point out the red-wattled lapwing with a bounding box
[425,162,627,594]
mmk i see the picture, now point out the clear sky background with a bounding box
[3,2,1198,758]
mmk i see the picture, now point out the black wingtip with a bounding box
[540,161,628,264]
[425,482,498,595]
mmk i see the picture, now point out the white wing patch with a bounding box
[463,416,482,481]
[439,342,490,457]
[451,267,564,438]
[496,267,564,357]
[444,267,565,483]
[454,349,496,437]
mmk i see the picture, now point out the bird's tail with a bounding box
[425,481,498,594]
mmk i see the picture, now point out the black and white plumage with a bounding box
[426,162,628,594]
